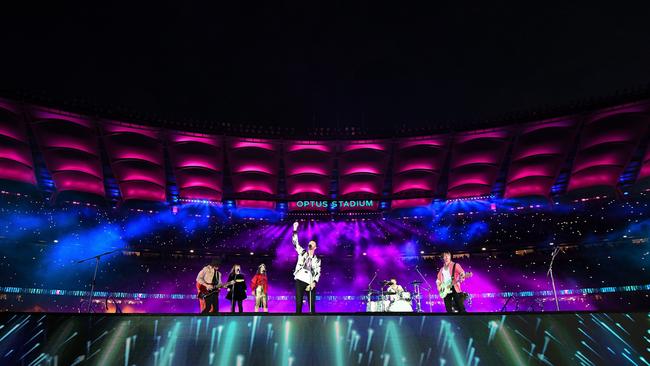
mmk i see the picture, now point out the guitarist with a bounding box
[196,258,224,313]
[436,251,467,313]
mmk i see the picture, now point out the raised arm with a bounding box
[292,221,305,255]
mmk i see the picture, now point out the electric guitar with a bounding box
[438,272,472,298]
[196,281,235,299]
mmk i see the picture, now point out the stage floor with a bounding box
[0,312,647,365]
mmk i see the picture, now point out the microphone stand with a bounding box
[547,247,561,311]
[77,249,121,313]
[308,261,313,313]
[230,273,236,313]
[367,271,378,291]
[415,266,434,313]
[366,271,378,310]
[500,295,518,312]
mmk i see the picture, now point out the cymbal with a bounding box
[364,289,380,294]
[410,280,423,284]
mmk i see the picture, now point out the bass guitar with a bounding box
[438,272,472,298]
[196,281,235,299]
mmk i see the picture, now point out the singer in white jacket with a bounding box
[292,221,321,313]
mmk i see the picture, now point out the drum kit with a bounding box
[364,280,424,312]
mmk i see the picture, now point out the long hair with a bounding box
[229,264,241,276]
[256,263,267,275]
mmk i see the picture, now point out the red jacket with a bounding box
[437,262,465,293]
[251,274,268,294]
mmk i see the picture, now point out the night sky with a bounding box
[1,3,650,131]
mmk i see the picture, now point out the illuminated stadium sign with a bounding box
[291,200,375,210]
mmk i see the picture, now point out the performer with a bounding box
[386,278,405,303]
[196,258,223,314]
[436,251,467,313]
[387,278,404,294]
[291,221,321,313]
[226,264,247,313]
[250,263,269,312]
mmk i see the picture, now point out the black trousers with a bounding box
[230,299,243,313]
[443,288,466,313]
[295,280,315,313]
[202,293,219,314]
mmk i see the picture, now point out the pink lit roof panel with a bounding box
[447,184,493,199]
[392,171,438,194]
[391,198,432,209]
[236,200,276,209]
[0,159,36,184]
[51,171,104,196]
[638,149,650,182]
[119,181,166,202]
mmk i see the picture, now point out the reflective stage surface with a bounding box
[1,312,648,365]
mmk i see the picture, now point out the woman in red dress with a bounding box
[250,263,269,312]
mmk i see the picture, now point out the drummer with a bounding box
[387,278,404,297]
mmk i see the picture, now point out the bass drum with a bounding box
[366,301,384,312]
[388,300,413,312]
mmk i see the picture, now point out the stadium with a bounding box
[0,3,649,365]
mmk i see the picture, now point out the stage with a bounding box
[0,312,647,365]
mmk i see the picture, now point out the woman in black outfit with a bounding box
[226,264,247,312]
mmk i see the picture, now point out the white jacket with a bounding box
[196,265,222,287]
[292,231,321,284]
